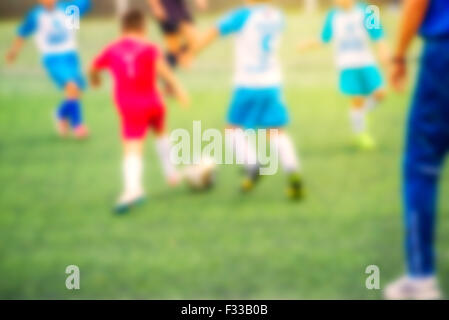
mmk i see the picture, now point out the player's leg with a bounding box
[147,105,181,187]
[340,68,376,149]
[385,41,449,298]
[115,111,149,213]
[362,66,386,113]
[49,53,88,139]
[154,131,181,186]
[225,88,260,191]
[364,87,386,113]
[116,138,146,213]
[385,101,445,300]
[178,21,199,67]
[349,96,376,150]
[163,33,183,68]
[268,128,304,200]
[226,125,259,173]
[64,81,89,139]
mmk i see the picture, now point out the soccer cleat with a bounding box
[73,125,89,140]
[354,132,376,151]
[114,192,146,214]
[384,276,442,300]
[286,172,305,201]
[241,166,261,193]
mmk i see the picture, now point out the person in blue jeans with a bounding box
[386,0,449,300]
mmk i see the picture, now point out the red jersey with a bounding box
[93,37,163,111]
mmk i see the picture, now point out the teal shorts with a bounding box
[339,66,384,96]
[227,87,290,129]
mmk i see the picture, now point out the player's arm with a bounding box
[148,0,166,21]
[6,9,37,64]
[192,27,219,56]
[89,67,102,88]
[375,39,391,69]
[5,37,25,64]
[195,0,208,11]
[90,48,110,88]
[192,8,250,57]
[390,0,430,91]
[394,0,429,59]
[297,38,323,53]
[156,57,190,108]
[299,10,334,53]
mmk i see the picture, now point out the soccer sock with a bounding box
[363,96,378,113]
[57,100,83,128]
[123,153,143,196]
[349,108,366,134]
[227,129,258,171]
[56,100,71,121]
[155,136,177,180]
[270,132,300,174]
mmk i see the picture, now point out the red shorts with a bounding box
[119,105,166,139]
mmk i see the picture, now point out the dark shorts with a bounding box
[158,0,193,34]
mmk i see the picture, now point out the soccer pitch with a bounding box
[0,11,448,299]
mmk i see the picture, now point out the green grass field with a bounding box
[0,11,448,299]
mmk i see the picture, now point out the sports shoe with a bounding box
[384,275,442,300]
[73,125,89,140]
[114,192,146,214]
[286,172,305,201]
[241,165,261,193]
[355,132,376,151]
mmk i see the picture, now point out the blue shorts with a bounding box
[227,87,290,129]
[42,51,86,90]
[339,65,384,96]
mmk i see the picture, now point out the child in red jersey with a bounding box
[90,10,189,213]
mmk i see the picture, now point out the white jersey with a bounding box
[17,0,91,56]
[217,5,284,88]
[321,3,385,70]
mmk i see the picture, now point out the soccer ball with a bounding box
[183,157,217,191]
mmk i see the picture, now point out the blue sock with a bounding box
[56,100,71,121]
[56,100,83,128]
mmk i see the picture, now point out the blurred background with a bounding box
[0,0,392,16]
[0,0,448,299]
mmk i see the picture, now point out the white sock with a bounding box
[350,108,366,134]
[270,132,300,173]
[123,153,143,196]
[155,136,177,180]
[363,96,378,112]
[227,128,258,169]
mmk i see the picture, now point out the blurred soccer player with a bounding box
[385,0,449,300]
[90,10,190,213]
[298,0,390,150]
[5,0,91,139]
[190,0,304,200]
[147,0,208,68]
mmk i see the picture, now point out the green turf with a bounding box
[0,11,448,299]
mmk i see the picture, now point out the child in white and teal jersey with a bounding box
[301,0,390,150]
